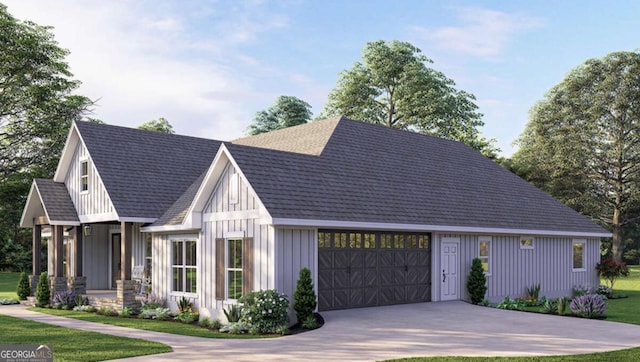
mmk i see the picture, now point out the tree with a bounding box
[247,96,312,135]
[512,51,640,262]
[0,4,94,260]
[293,267,317,326]
[138,117,175,134]
[321,40,498,157]
[35,271,50,307]
[17,271,30,300]
[466,258,487,304]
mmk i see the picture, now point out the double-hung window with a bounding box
[172,239,197,293]
[478,236,491,274]
[573,240,585,271]
[80,159,89,192]
[227,239,243,299]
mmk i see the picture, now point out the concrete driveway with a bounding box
[3,301,640,361]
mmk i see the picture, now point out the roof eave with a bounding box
[270,218,611,238]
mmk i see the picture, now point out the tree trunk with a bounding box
[611,206,623,262]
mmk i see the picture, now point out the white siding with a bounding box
[64,142,116,218]
[83,224,110,289]
[274,228,318,310]
[432,233,601,302]
[153,162,275,319]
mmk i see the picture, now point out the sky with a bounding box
[4,0,640,156]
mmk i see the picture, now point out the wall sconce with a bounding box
[83,225,92,237]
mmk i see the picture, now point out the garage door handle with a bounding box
[442,269,446,283]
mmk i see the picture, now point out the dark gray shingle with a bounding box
[35,179,79,223]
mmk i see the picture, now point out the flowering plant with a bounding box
[569,294,607,318]
[238,289,289,334]
[596,257,629,289]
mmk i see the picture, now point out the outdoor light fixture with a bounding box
[83,225,92,236]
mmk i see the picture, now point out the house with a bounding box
[21,117,610,319]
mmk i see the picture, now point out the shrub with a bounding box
[570,294,607,318]
[541,298,557,314]
[96,306,118,316]
[219,322,249,334]
[275,324,290,335]
[119,306,134,317]
[17,272,31,300]
[238,289,289,334]
[209,318,223,330]
[557,296,568,316]
[35,272,50,308]
[52,290,76,309]
[75,295,89,307]
[139,307,174,320]
[496,296,524,310]
[223,304,242,323]
[595,285,612,298]
[466,258,487,304]
[198,317,211,328]
[73,305,96,312]
[596,257,630,290]
[301,314,318,330]
[572,285,590,297]
[525,283,541,302]
[293,267,317,324]
[177,296,192,313]
[140,293,165,310]
[0,298,19,305]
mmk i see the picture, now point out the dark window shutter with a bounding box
[242,237,254,296]
[215,238,225,300]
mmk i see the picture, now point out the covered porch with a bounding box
[21,179,145,311]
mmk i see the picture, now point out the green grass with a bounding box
[0,314,171,361]
[30,307,274,339]
[606,265,640,325]
[0,272,20,299]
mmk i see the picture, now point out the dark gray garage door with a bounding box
[318,230,431,311]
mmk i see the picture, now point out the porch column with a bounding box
[73,226,83,276]
[53,225,64,277]
[120,221,132,280]
[32,224,41,276]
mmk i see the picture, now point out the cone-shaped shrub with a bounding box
[35,272,50,307]
[466,258,487,304]
[293,267,317,324]
[17,272,31,300]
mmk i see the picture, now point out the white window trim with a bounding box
[478,236,492,276]
[170,237,198,296]
[520,236,534,250]
[572,239,586,272]
[226,238,243,300]
[79,157,89,194]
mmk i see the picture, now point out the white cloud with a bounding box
[413,7,544,60]
[2,0,293,140]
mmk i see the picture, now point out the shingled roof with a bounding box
[223,117,607,235]
[74,121,221,219]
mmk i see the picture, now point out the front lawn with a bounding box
[0,314,171,361]
[0,271,20,299]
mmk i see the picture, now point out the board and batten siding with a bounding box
[274,227,317,322]
[153,162,275,318]
[64,142,116,218]
[432,234,601,302]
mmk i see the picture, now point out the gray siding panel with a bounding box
[433,234,601,302]
[83,224,110,289]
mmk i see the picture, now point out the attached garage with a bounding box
[318,230,431,311]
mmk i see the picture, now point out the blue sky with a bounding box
[5,0,640,156]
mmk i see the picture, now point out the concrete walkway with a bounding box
[2,302,640,361]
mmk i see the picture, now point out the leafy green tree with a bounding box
[138,117,175,134]
[17,271,31,300]
[466,258,487,304]
[512,51,640,261]
[293,267,317,325]
[321,40,498,157]
[0,4,94,259]
[248,96,312,135]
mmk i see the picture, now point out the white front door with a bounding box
[440,238,459,301]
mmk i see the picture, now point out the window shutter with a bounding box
[215,238,225,300]
[242,237,254,296]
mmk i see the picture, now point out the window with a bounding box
[145,234,152,278]
[227,239,243,299]
[80,159,89,192]
[318,232,331,248]
[520,236,534,249]
[229,172,239,205]
[478,237,491,274]
[573,240,585,270]
[172,239,197,293]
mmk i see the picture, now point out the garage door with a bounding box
[318,230,431,311]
